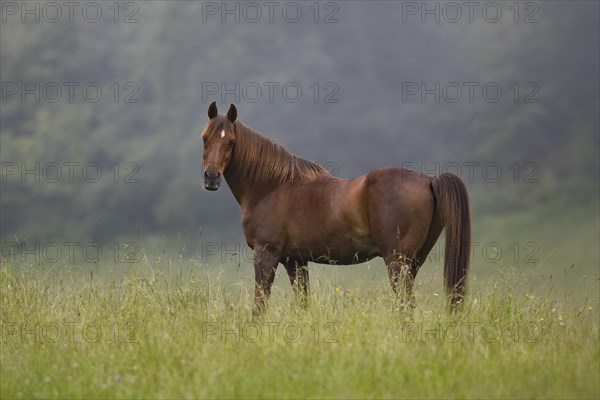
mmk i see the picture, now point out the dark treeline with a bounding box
[1,1,598,245]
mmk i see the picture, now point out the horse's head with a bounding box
[201,102,237,191]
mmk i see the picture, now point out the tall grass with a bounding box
[1,256,598,399]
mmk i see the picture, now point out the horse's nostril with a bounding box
[203,169,221,190]
[204,170,221,179]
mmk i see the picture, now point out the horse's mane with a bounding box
[207,117,327,184]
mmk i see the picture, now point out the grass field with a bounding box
[1,254,598,399]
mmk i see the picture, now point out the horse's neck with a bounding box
[223,124,323,206]
[223,172,245,205]
[224,126,278,206]
[223,170,275,208]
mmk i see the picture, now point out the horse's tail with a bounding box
[431,173,471,305]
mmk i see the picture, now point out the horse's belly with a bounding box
[283,231,379,265]
[311,249,380,265]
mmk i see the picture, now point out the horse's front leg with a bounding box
[284,259,310,308]
[252,245,281,316]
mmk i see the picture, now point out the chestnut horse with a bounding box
[201,102,470,314]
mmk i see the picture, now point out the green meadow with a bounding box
[2,2,599,399]
[1,246,598,399]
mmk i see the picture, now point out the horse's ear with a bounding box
[208,101,218,119]
[227,104,237,123]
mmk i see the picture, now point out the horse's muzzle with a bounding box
[204,170,221,191]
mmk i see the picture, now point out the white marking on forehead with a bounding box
[220,130,225,138]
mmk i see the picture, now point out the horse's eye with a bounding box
[229,139,236,146]
[202,137,208,143]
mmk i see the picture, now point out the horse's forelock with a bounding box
[204,116,235,138]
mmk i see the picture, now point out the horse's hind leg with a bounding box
[284,259,309,308]
[364,169,434,309]
[384,251,418,310]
